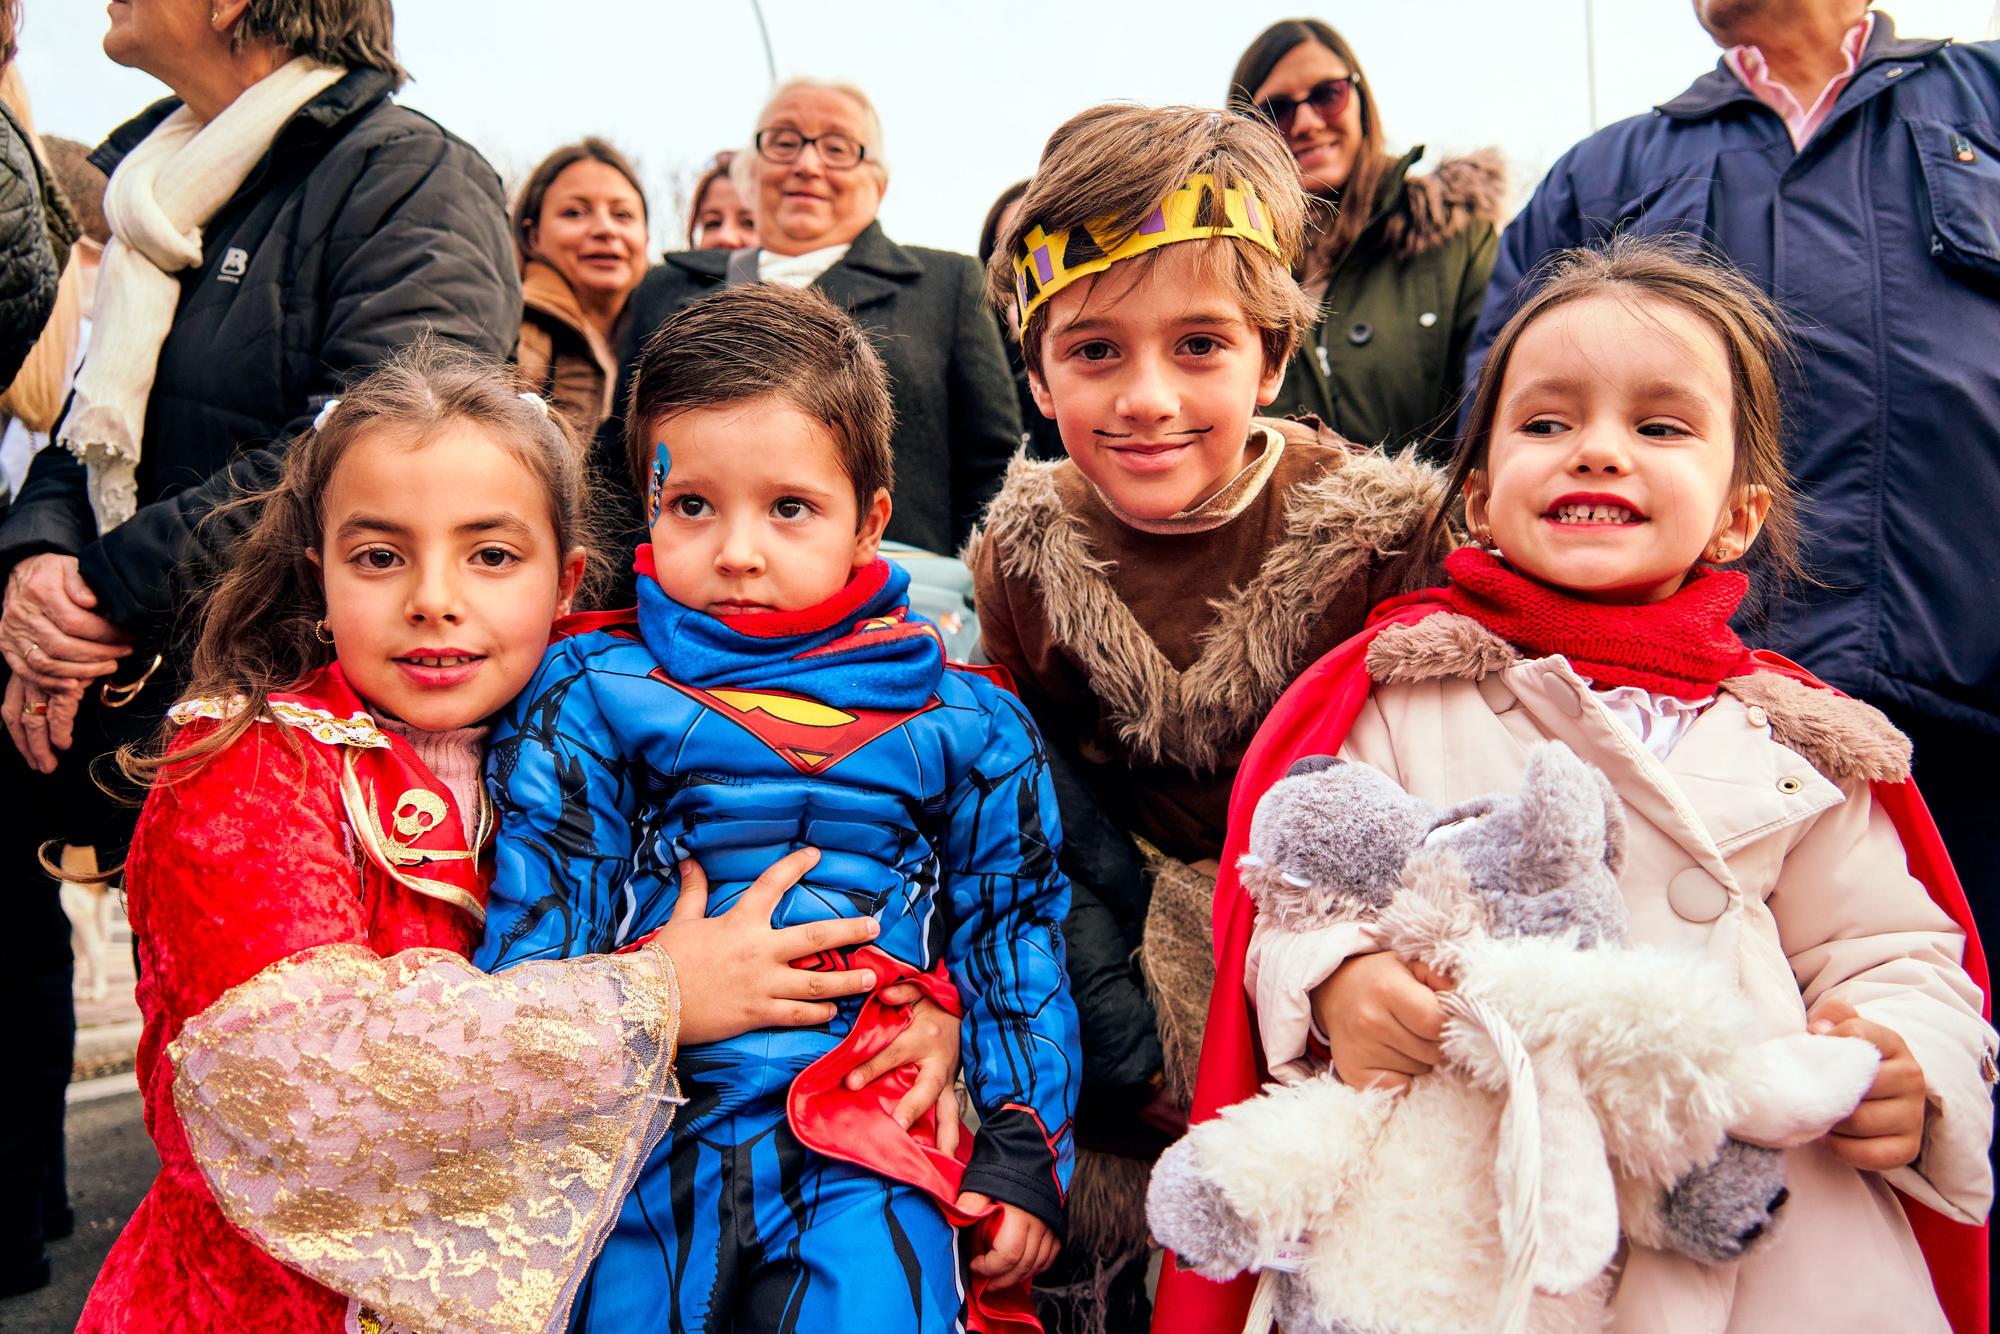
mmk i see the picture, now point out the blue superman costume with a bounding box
[475,551,1078,1334]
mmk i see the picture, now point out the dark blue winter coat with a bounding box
[1469,18,2000,733]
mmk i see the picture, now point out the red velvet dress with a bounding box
[76,673,484,1333]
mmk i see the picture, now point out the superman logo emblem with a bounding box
[650,670,939,775]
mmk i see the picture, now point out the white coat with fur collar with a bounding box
[1246,613,1996,1334]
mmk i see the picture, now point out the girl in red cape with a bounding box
[74,345,957,1334]
[1159,239,1995,1334]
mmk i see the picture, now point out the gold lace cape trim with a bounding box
[170,694,392,749]
[172,942,683,1334]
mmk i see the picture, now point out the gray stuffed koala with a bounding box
[1147,744,1878,1334]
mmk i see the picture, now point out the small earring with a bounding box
[314,619,335,645]
[1706,541,1736,564]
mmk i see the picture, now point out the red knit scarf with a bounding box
[1441,548,1757,701]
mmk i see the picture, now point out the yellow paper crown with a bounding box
[1012,172,1283,335]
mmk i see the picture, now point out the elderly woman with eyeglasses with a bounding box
[1231,18,1504,459]
[610,78,1020,575]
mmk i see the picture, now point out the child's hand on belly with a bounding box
[650,848,884,1045]
[844,989,965,1155]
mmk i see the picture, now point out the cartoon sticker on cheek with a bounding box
[648,442,671,523]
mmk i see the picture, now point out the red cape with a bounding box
[1154,595,1991,1334]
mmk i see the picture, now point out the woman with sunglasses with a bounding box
[1230,18,1504,460]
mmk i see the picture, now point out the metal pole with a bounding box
[1583,0,1601,130]
[749,0,778,86]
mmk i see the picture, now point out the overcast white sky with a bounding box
[17,2,2000,255]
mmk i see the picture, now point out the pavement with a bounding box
[0,894,154,1332]
[0,1085,156,1332]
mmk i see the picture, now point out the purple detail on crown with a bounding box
[1033,246,1054,283]
[1016,271,1028,307]
[1244,192,1265,231]
[1138,206,1167,235]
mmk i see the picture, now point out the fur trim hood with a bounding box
[969,426,1445,773]
[1381,148,1507,262]
[1362,612,1913,785]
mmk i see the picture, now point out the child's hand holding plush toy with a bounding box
[1147,744,1882,1334]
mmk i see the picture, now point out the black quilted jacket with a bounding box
[0,98,57,391]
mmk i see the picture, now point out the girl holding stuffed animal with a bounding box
[1165,237,1995,1334]
[79,342,961,1334]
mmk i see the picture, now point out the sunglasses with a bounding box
[1255,76,1359,135]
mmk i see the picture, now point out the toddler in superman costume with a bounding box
[476,285,1079,1334]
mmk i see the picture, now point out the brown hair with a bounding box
[1445,234,1803,587]
[624,283,893,522]
[124,338,598,788]
[232,0,406,86]
[977,178,1029,268]
[41,137,108,245]
[0,0,17,73]
[513,137,648,270]
[685,151,737,247]
[987,102,1317,379]
[1227,18,1396,286]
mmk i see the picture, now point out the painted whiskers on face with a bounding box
[1031,244,1285,521]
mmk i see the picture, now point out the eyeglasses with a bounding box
[1254,76,1359,136]
[754,128,868,170]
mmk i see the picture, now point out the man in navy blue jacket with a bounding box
[1469,2,2000,932]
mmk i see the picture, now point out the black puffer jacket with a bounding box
[0,98,58,389]
[0,69,520,640]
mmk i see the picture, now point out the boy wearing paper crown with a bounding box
[966,103,1448,1326]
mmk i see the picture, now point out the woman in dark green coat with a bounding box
[1230,18,1503,460]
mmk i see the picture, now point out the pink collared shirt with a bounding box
[1724,12,1874,149]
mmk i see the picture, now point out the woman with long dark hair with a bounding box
[1230,18,1503,458]
[513,137,649,439]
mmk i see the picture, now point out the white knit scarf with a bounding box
[59,57,344,531]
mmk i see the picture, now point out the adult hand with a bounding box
[1,554,132,690]
[1310,950,1447,1093]
[956,1195,1060,1290]
[4,672,82,772]
[1808,998,1928,1172]
[843,989,964,1151]
[653,848,885,1046]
